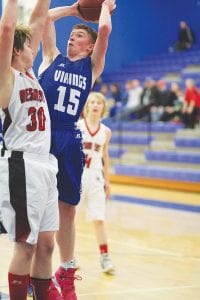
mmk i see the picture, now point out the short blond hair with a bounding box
[14,24,32,51]
[12,24,32,61]
[83,92,107,118]
[73,24,97,44]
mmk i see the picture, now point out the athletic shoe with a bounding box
[29,279,62,300]
[100,253,115,275]
[73,259,80,270]
[54,267,82,300]
[47,280,63,300]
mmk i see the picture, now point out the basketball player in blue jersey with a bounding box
[38,0,116,299]
[0,1,62,299]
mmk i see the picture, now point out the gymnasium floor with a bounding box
[0,183,200,300]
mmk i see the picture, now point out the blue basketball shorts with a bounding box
[51,128,85,205]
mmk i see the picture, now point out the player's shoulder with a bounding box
[101,122,111,136]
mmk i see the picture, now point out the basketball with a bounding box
[78,0,105,22]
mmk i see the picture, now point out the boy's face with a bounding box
[15,39,33,69]
[87,98,105,118]
[67,29,94,57]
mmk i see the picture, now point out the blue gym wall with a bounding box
[106,0,200,71]
[0,0,199,73]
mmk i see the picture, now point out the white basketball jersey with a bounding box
[79,119,107,170]
[1,69,51,154]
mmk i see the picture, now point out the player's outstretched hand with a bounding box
[102,0,116,14]
[71,1,91,22]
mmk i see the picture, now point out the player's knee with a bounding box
[60,202,76,219]
[37,234,55,257]
[15,242,36,262]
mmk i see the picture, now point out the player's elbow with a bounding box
[1,22,15,36]
[99,23,112,38]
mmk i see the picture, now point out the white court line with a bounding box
[77,232,200,259]
[78,284,200,296]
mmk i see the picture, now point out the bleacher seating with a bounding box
[102,48,200,190]
[108,148,127,159]
[102,49,200,88]
[144,150,200,164]
[107,120,200,189]
[104,120,184,133]
[114,164,200,183]
[174,137,200,148]
[110,134,154,146]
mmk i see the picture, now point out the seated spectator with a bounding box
[126,79,143,109]
[139,77,160,121]
[100,83,110,98]
[115,79,143,120]
[108,82,123,117]
[170,82,184,123]
[157,80,177,122]
[175,21,195,51]
[99,83,112,118]
[181,79,200,128]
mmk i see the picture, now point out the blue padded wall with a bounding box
[0,0,200,73]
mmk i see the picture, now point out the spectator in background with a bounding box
[100,83,110,98]
[170,82,184,123]
[99,83,112,118]
[181,79,200,128]
[109,82,123,117]
[175,21,195,51]
[125,79,143,110]
[92,77,104,92]
[114,79,142,120]
[140,77,160,121]
[157,80,177,122]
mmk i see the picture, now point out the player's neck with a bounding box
[12,60,29,74]
[85,116,100,129]
[68,51,89,61]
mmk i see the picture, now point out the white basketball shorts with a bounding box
[80,168,106,221]
[0,150,59,244]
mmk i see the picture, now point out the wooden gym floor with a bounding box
[0,183,200,300]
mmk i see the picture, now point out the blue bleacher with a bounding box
[102,49,200,87]
[109,148,127,159]
[145,150,200,164]
[110,134,154,145]
[103,121,184,133]
[114,164,200,183]
[175,137,200,148]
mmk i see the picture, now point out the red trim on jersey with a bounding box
[25,71,34,80]
[84,119,101,137]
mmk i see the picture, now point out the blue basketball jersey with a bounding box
[38,54,92,127]
[38,54,92,204]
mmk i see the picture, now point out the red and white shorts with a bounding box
[0,150,59,244]
[80,168,106,221]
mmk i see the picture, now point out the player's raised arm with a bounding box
[39,3,80,75]
[0,0,18,108]
[91,0,116,85]
[28,0,51,60]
